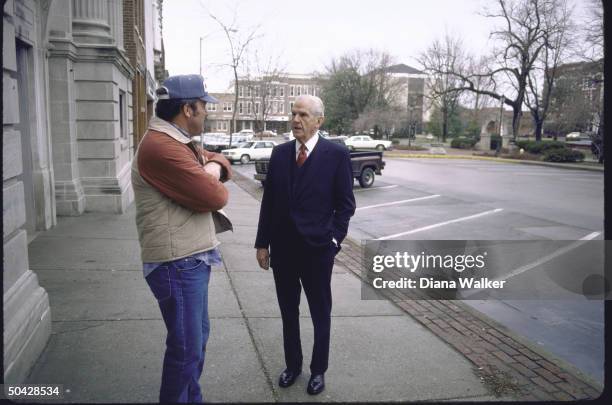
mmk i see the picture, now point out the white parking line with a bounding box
[461,230,603,298]
[354,185,399,192]
[356,195,440,211]
[580,231,602,240]
[375,208,504,240]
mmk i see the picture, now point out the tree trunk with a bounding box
[534,120,543,142]
[511,107,522,141]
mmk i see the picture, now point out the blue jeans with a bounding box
[146,257,211,403]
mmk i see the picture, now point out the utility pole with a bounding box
[199,37,203,77]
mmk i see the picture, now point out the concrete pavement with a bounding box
[27,182,495,403]
[25,181,501,403]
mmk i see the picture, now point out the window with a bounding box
[290,85,294,96]
[255,142,267,149]
[119,90,127,139]
[223,103,232,112]
[207,103,217,112]
[290,102,294,111]
[280,87,284,97]
[272,101,277,114]
[297,86,302,96]
[313,87,317,97]
[238,102,243,114]
[272,86,277,97]
[304,85,309,95]
[239,86,244,97]
[255,86,260,97]
[265,142,275,148]
[247,102,252,114]
[255,102,260,114]
[247,87,252,97]
[279,103,284,114]
[222,121,228,131]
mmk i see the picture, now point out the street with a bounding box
[231,157,604,383]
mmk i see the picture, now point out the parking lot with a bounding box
[230,156,604,383]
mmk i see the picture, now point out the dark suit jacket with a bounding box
[255,137,356,258]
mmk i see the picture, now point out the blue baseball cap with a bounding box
[156,74,219,103]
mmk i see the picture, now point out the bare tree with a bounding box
[581,0,603,64]
[202,2,260,146]
[422,0,564,141]
[524,0,574,141]
[417,33,467,142]
[243,50,286,136]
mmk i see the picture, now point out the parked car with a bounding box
[221,140,277,164]
[327,135,348,146]
[254,137,385,188]
[565,132,582,140]
[256,129,277,137]
[344,135,392,151]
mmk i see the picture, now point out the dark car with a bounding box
[254,137,386,188]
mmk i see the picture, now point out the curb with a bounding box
[385,153,604,172]
[229,169,603,400]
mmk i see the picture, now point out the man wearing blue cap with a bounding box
[132,74,232,403]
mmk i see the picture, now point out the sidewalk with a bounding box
[24,178,601,402]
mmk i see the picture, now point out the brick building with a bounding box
[204,74,322,134]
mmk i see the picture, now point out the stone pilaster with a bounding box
[71,0,113,45]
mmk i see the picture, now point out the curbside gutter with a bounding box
[385,152,604,172]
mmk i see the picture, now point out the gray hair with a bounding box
[295,95,325,117]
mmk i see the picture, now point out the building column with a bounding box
[48,0,86,215]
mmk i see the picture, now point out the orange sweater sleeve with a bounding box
[137,132,229,212]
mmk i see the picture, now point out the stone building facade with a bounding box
[3,0,164,384]
[386,64,427,135]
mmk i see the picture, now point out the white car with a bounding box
[222,140,277,164]
[344,135,392,151]
[565,132,581,140]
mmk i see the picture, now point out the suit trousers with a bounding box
[271,239,336,375]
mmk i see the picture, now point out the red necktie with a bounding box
[296,144,307,167]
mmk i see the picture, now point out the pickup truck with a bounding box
[254,137,386,188]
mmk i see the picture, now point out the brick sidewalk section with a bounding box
[231,170,603,401]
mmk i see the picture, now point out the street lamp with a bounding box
[496,96,505,156]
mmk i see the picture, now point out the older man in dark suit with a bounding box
[255,95,356,395]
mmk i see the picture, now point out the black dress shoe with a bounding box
[278,369,301,388]
[307,374,325,395]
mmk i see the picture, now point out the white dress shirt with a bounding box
[295,131,320,160]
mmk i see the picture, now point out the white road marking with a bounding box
[580,231,602,240]
[354,185,399,192]
[356,195,440,211]
[461,230,603,298]
[375,208,504,240]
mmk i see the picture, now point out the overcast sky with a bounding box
[163,0,592,93]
